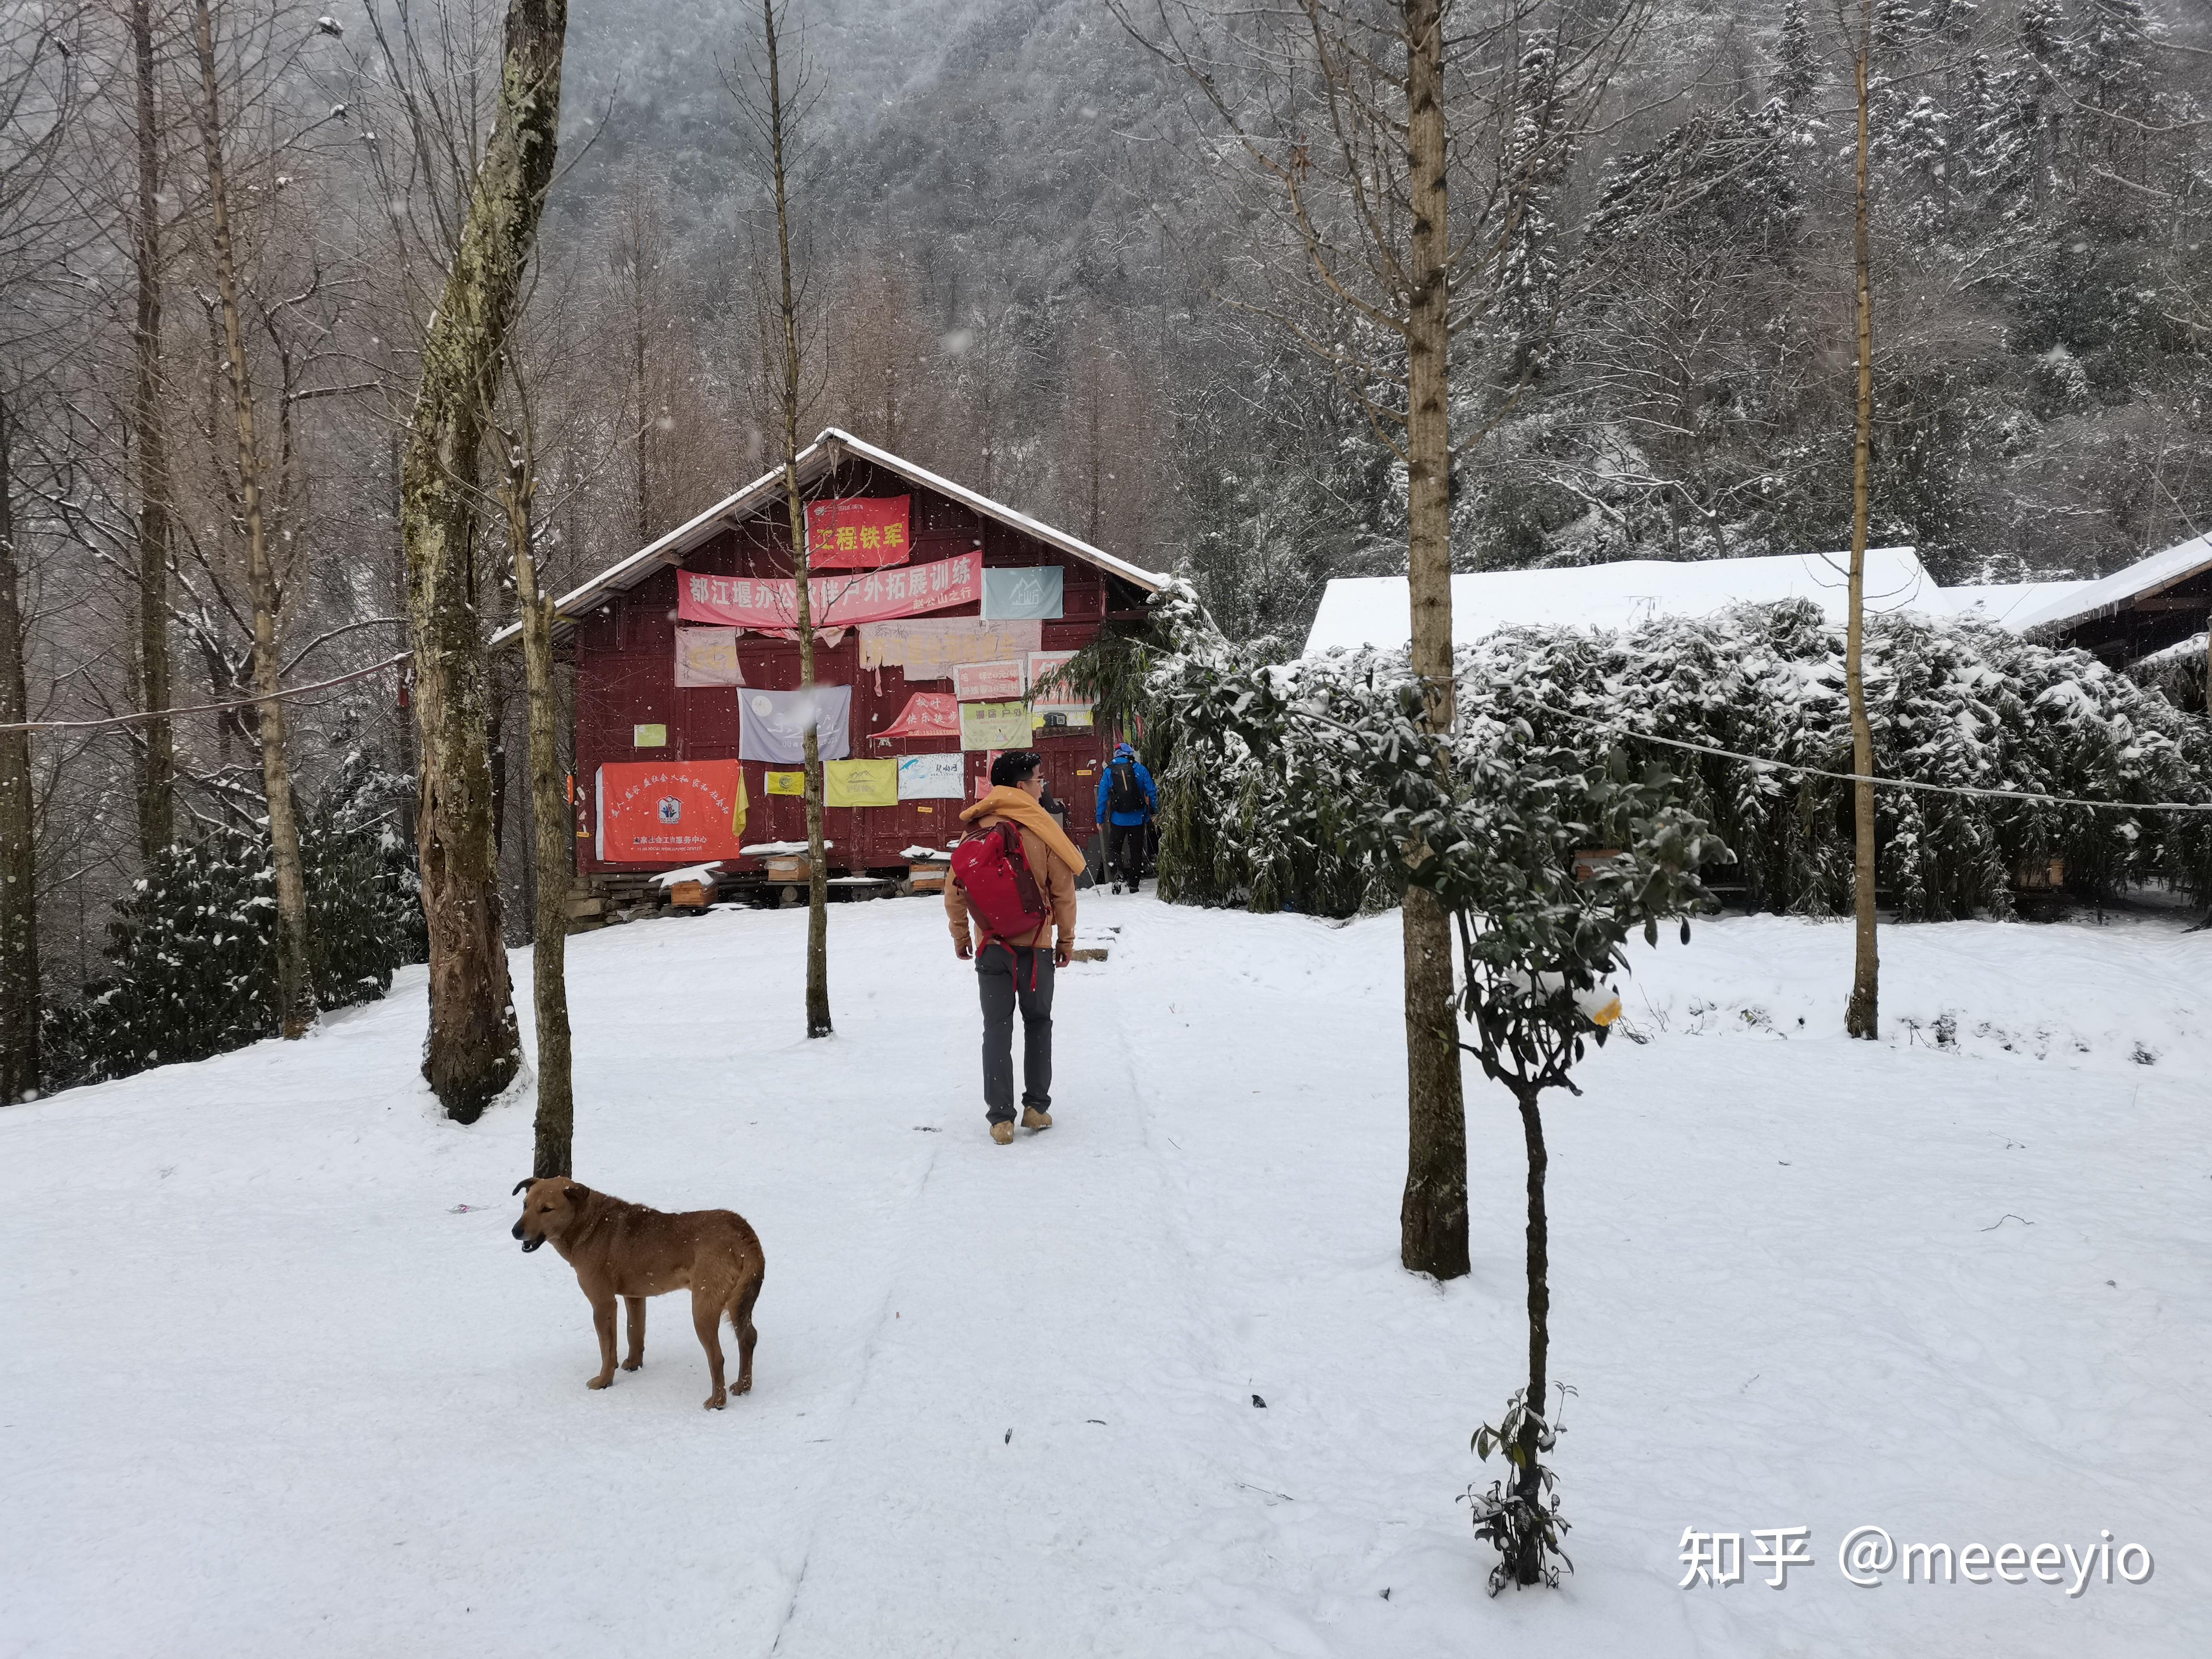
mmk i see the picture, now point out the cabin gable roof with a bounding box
[496,428,1166,646]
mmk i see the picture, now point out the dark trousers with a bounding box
[1108,821,1146,889]
[977,943,1054,1124]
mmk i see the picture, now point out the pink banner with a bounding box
[878,691,961,739]
[678,552,980,630]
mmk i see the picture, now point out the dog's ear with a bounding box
[513,1178,534,1196]
[565,1182,591,1203]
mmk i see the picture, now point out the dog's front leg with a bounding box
[622,1297,646,1371]
[587,1297,618,1390]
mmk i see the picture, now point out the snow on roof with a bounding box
[2010,532,2212,637]
[492,428,1166,649]
[1300,548,1940,656]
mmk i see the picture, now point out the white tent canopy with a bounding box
[1300,548,2090,657]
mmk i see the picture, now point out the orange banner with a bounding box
[595,760,748,865]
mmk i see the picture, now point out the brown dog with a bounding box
[511,1177,765,1409]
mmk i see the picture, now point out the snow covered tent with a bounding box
[2011,531,2212,669]
[1300,548,1948,656]
[491,429,1165,885]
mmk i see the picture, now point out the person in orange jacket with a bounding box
[946,751,1084,1144]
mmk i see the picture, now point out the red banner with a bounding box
[678,551,981,630]
[595,760,748,865]
[877,691,960,740]
[805,495,911,569]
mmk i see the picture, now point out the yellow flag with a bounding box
[825,757,897,808]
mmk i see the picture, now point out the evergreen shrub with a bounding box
[1096,585,2212,920]
[41,751,424,1090]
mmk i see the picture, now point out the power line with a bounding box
[0,652,410,736]
[1534,697,2212,816]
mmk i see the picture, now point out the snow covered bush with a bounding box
[1446,603,2212,919]
[41,751,423,1090]
[1101,584,2212,921]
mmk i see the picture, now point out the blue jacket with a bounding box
[1097,745,1157,827]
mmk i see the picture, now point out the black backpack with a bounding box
[1108,758,1145,816]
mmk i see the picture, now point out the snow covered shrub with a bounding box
[303,748,425,1009]
[53,825,278,1083]
[1111,583,2212,921]
[1052,599,1395,915]
[40,752,423,1091]
[1450,602,2212,919]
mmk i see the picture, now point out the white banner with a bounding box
[896,752,966,800]
[738,685,852,764]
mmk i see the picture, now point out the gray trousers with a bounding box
[976,942,1054,1124]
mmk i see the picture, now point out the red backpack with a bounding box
[951,820,1049,973]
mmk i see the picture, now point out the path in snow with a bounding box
[3,894,2209,1658]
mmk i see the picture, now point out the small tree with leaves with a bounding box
[1374,708,1730,1591]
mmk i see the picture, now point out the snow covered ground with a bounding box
[4,895,2209,1657]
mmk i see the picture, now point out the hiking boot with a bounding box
[1022,1106,1052,1131]
[991,1121,1015,1145]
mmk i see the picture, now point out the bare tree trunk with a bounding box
[1511,1085,1551,1585]
[1844,18,1880,1042]
[500,431,572,1177]
[760,0,831,1040]
[400,0,566,1119]
[130,0,175,862]
[192,0,311,1040]
[0,385,39,1103]
[1083,344,1103,544]
[633,262,651,545]
[1399,0,1468,1280]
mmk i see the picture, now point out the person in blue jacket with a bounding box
[1095,742,1157,893]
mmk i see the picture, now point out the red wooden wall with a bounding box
[569,462,1141,878]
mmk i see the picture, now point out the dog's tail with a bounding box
[730,1267,763,1336]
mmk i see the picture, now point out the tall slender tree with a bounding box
[400,0,567,1118]
[730,0,831,1039]
[1844,0,1881,1040]
[190,0,313,1040]
[0,383,36,1101]
[128,0,176,862]
[3,4,94,1098]
[493,370,573,1176]
[1113,0,1647,1278]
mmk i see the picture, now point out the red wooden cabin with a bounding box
[511,429,1164,888]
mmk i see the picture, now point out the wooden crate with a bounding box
[764,855,810,884]
[908,864,948,893]
[667,879,714,911]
